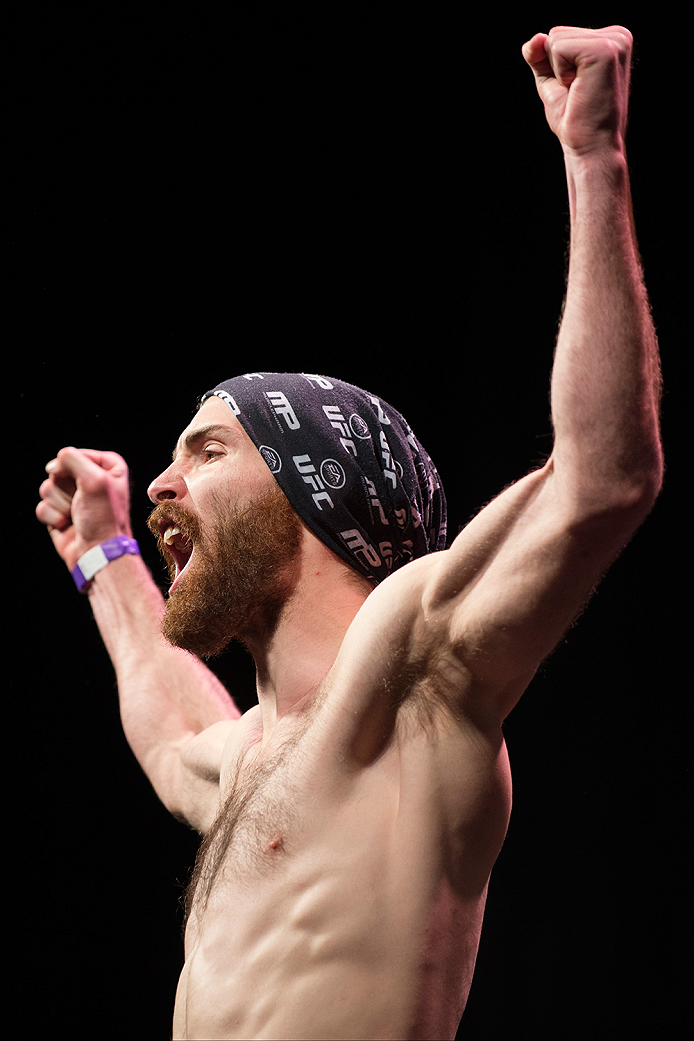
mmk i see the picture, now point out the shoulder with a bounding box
[332,538,532,737]
[338,554,441,676]
[325,554,476,746]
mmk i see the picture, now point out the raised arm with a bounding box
[528,26,662,509]
[36,447,240,831]
[421,26,663,721]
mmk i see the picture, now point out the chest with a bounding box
[186,699,509,936]
[218,732,307,866]
[186,712,343,923]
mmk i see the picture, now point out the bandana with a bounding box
[200,372,447,584]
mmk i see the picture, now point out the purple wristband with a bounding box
[71,536,140,592]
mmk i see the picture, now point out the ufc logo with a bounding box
[293,454,334,510]
[380,431,397,488]
[322,405,357,457]
[267,391,300,430]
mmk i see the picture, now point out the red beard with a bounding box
[147,484,302,659]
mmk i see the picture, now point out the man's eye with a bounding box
[202,448,223,461]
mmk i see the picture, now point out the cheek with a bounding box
[205,459,275,511]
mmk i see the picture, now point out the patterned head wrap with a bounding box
[200,372,447,585]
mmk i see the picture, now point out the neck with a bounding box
[241,532,372,735]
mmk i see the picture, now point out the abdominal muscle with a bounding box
[172,704,511,1041]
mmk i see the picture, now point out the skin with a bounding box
[36,27,663,1041]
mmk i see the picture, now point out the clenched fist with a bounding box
[522,25,633,157]
[36,448,133,572]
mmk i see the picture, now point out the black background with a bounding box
[12,8,685,1039]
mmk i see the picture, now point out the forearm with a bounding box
[550,147,663,513]
[87,551,240,774]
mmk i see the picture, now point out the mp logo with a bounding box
[340,529,381,570]
[266,391,300,430]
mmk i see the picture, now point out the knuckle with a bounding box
[606,38,631,69]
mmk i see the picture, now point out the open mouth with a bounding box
[158,519,195,590]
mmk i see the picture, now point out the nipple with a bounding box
[264,832,285,854]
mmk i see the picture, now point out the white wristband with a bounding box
[71,536,140,591]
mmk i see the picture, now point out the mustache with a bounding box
[146,501,203,572]
[146,501,203,541]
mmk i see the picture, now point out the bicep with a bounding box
[146,720,236,834]
[425,461,626,715]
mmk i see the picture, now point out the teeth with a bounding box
[163,525,181,546]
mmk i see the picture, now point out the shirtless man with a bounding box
[36,27,663,1041]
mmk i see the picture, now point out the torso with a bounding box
[173,560,514,1040]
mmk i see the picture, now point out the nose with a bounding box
[147,461,187,504]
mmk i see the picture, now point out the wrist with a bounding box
[563,141,628,183]
[72,535,140,592]
[563,146,632,230]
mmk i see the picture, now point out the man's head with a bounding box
[147,373,447,657]
[147,395,304,657]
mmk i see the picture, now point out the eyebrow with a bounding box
[172,424,235,462]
